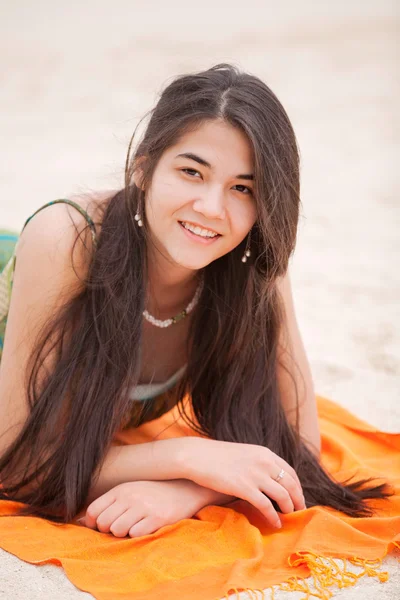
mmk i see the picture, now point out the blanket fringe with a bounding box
[219,542,400,600]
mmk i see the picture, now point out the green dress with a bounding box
[0,229,19,358]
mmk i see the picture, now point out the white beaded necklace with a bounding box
[142,276,204,328]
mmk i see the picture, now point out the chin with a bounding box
[170,251,215,270]
[175,258,210,271]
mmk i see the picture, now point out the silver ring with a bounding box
[273,468,286,482]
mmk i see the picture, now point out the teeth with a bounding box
[181,222,218,238]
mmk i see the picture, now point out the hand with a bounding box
[78,479,211,538]
[180,438,306,529]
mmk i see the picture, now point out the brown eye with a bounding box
[234,184,252,195]
[182,168,201,178]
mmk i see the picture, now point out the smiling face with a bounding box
[137,119,258,272]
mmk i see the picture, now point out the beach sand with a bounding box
[0,1,399,597]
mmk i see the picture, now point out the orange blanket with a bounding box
[0,394,399,600]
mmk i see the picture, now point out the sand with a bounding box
[0,0,399,597]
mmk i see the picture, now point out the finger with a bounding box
[273,457,305,502]
[270,469,305,511]
[248,490,282,529]
[109,508,146,538]
[274,456,302,489]
[260,480,294,514]
[85,491,117,530]
[129,516,161,538]
[95,501,129,534]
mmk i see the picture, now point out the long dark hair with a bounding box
[0,63,393,522]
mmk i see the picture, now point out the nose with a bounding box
[191,185,226,221]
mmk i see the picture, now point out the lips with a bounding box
[178,221,221,238]
[178,221,221,237]
[178,221,221,244]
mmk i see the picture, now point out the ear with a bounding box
[132,155,147,191]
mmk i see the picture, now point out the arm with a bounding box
[85,442,236,508]
[276,270,321,459]
[197,487,237,507]
[181,481,236,508]
[87,437,239,505]
[86,439,194,504]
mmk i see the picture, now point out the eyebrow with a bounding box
[175,152,254,181]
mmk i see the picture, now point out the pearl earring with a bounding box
[241,230,252,263]
[134,192,144,227]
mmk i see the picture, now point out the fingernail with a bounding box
[275,520,282,529]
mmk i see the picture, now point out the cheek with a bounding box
[233,200,257,235]
[150,176,187,214]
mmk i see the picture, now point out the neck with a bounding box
[145,248,202,319]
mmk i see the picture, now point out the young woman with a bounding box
[0,63,392,539]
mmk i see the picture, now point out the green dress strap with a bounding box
[21,199,98,247]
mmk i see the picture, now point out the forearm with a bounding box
[170,478,236,511]
[87,438,188,504]
[198,486,237,507]
[87,437,237,508]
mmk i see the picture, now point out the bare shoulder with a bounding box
[15,189,119,287]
